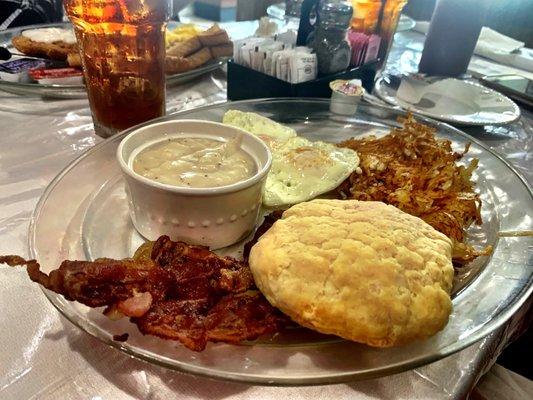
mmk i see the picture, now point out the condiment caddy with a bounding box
[227,0,379,100]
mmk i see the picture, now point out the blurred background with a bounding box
[404,0,533,47]
[1,0,532,50]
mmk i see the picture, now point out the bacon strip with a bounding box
[1,235,286,351]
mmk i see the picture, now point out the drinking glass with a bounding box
[64,0,169,137]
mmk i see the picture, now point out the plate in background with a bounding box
[374,75,521,125]
[0,22,227,99]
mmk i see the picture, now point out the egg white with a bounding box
[222,110,360,207]
[223,110,296,144]
[264,137,359,207]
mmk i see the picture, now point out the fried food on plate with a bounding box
[1,236,286,351]
[66,52,82,68]
[209,43,233,58]
[186,47,212,69]
[223,110,297,144]
[250,199,454,347]
[263,136,360,207]
[12,24,230,76]
[166,24,201,47]
[198,24,230,46]
[165,47,212,75]
[12,35,77,61]
[165,55,192,74]
[337,114,490,265]
[166,36,202,58]
[165,22,233,75]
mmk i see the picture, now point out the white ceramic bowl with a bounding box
[117,119,272,249]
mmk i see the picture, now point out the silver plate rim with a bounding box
[28,98,533,385]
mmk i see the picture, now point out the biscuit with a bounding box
[249,199,454,347]
[12,35,77,61]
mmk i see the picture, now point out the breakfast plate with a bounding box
[374,75,521,125]
[0,22,228,99]
[28,99,532,384]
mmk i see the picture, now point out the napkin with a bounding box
[413,23,533,73]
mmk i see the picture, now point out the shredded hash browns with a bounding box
[336,114,491,265]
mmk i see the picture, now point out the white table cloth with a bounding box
[0,28,531,400]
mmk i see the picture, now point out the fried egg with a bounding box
[222,110,296,151]
[264,137,359,206]
[223,110,360,207]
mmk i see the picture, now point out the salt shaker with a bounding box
[307,1,353,75]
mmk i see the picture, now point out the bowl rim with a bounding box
[116,119,272,195]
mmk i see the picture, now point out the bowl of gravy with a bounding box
[117,119,272,249]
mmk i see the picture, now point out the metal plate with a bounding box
[374,75,521,126]
[29,98,532,385]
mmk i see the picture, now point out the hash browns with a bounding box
[336,114,491,265]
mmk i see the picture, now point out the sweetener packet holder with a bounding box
[227,60,378,100]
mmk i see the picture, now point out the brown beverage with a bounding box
[64,0,168,137]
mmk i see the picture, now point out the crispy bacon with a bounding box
[0,235,286,351]
[205,291,284,343]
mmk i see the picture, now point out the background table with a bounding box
[0,27,531,399]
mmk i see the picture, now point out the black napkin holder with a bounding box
[227,59,378,101]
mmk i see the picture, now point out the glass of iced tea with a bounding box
[64,0,169,138]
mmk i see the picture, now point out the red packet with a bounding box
[348,31,370,67]
[364,34,381,64]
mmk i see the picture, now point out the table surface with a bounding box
[0,23,531,400]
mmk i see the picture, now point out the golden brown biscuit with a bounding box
[249,199,454,347]
[12,35,78,61]
[166,36,202,58]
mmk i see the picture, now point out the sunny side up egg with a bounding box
[223,110,360,207]
[264,137,360,207]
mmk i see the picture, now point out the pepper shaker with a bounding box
[305,0,353,75]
